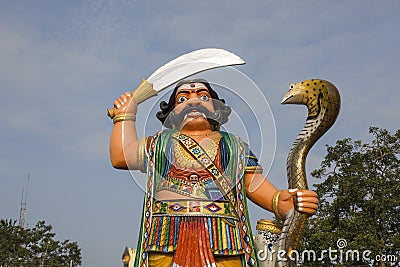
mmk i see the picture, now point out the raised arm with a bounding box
[109,92,140,170]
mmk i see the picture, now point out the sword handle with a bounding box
[107,79,157,118]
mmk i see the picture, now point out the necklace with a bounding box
[179,131,218,138]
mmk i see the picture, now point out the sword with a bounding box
[107,48,245,118]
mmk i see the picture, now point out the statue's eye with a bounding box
[200,94,209,101]
[289,83,295,89]
[177,96,188,103]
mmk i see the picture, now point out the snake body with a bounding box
[276,79,341,267]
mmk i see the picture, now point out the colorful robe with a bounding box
[134,130,259,267]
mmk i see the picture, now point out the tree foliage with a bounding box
[298,127,399,266]
[0,219,82,267]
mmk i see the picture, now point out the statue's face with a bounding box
[173,82,215,128]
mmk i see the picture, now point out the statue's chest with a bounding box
[173,137,220,170]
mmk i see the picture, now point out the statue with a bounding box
[109,50,320,267]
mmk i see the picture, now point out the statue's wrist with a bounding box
[272,190,283,221]
[113,113,136,124]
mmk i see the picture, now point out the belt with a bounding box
[156,177,225,200]
[152,200,239,220]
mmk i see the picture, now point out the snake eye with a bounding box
[289,83,295,89]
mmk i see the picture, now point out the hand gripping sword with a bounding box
[107,48,245,118]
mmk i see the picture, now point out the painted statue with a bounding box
[277,79,340,267]
[108,50,320,267]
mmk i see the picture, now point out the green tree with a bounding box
[0,219,82,267]
[298,127,399,267]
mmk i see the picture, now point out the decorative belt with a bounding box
[152,200,239,220]
[156,177,225,200]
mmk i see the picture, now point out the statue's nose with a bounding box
[187,98,201,106]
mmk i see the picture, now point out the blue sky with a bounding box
[1,1,399,266]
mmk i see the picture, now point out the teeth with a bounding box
[184,111,206,120]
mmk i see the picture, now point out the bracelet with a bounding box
[113,113,136,124]
[272,190,283,221]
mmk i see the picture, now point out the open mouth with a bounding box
[183,111,207,120]
[281,94,293,104]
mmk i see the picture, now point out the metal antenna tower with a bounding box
[18,173,30,228]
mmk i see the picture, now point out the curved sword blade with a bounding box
[147,48,245,91]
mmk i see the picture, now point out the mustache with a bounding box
[166,105,215,126]
[162,100,231,128]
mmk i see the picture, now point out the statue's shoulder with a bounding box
[148,129,177,146]
[218,131,251,154]
[218,131,244,143]
[151,129,176,138]
[218,130,234,138]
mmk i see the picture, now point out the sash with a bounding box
[173,134,239,217]
[135,131,258,267]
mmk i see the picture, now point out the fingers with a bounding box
[297,200,318,210]
[288,189,319,215]
[289,188,318,198]
[297,207,318,215]
[114,92,132,108]
[113,92,138,115]
[277,189,319,218]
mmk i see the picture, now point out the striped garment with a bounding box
[134,130,260,267]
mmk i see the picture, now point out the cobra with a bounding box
[276,79,341,267]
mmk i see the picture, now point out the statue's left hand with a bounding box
[278,189,318,218]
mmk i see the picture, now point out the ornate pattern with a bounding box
[134,131,258,267]
[148,216,245,256]
[176,134,238,209]
[204,202,222,213]
[173,132,220,169]
[152,200,238,219]
[168,203,185,212]
[136,132,161,267]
